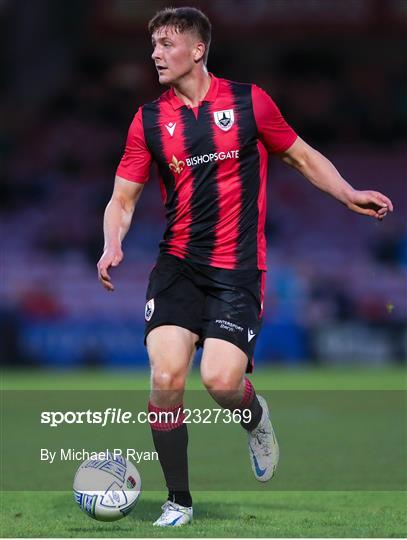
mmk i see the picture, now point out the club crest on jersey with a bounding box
[169,155,185,174]
[145,298,155,321]
[213,109,235,131]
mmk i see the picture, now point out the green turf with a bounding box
[1,367,406,537]
[2,366,406,390]
[1,491,406,538]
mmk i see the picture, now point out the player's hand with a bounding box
[97,247,123,291]
[346,190,393,220]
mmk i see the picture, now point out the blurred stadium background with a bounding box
[1,0,406,370]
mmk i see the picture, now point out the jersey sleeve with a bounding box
[252,85,297,154]
[116,107,152,183]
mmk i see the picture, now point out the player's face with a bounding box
[151,27,200,85]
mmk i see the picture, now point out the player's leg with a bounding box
[148,324,196,407]
[198,262,278,481]
[200,338,263,431]
[201,338,279,482]
[199,266,264,419]
[147,325,196,526]
[143,255,204,525]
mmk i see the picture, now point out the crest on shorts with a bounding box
[213,109,235,131]
[145,299,155,322]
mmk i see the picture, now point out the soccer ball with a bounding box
[73,452,141,521]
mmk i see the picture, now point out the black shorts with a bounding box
[144,254,265,372]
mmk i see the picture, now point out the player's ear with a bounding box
[193,42,205,63]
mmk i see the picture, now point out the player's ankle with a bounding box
[168,490,193,508]
[239,380,263,431]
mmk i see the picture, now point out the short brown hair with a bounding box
[148,7,212,65]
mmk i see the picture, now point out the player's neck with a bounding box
[172,68,211,108]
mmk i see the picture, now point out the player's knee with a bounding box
[151,369,186,392]
[201,371,240,393]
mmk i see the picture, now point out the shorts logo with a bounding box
[215,320,243,333]
[145,299,155,321]
[248,328,256,342]
[214,109,235,131]
[169,155,185,174]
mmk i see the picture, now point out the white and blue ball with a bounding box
[73,452,141,521]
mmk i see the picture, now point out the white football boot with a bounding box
[248,395,279,482]
[153,501,193,527]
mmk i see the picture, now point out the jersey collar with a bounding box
[168,73,219,110]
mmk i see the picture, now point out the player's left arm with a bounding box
[279,137,393,220]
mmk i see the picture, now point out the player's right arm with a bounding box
[97,177,144,291]
[97,107,152,291]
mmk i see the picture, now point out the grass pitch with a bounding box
[1,490,406,538]
[1,366,406,538]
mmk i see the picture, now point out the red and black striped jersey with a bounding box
[117,74,297,270]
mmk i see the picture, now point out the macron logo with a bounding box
[165,122,176,137]
[248,329,256,342]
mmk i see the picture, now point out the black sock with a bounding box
[168,489,193,508]
[241,395,263,431]
[239,378,263,431]
[149,402,192,507]
[151,425,192,506]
